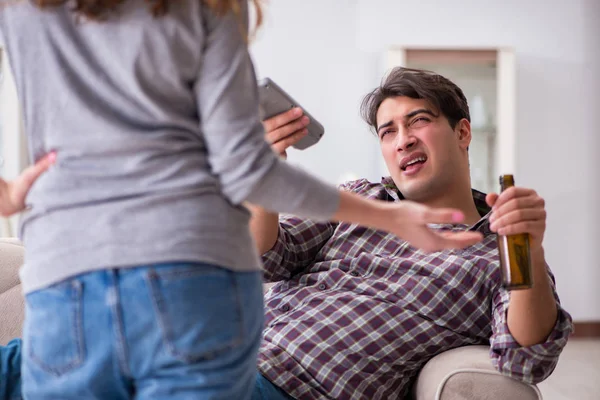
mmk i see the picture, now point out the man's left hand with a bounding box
[487,187,546,252]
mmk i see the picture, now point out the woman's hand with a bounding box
[0,152,56,217]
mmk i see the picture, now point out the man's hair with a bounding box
[360,67,470,134]
[31,0,262,29]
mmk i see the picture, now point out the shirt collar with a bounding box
[380,176,493,235]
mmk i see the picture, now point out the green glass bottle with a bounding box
[496,175,534,290]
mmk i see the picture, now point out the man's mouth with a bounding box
[400,153,428,173]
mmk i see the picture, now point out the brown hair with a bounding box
[32,0,263,31]
[360,67,470,134]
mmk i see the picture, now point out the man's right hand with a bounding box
[263,107,310,159]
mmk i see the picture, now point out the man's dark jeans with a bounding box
[0,339,22,400]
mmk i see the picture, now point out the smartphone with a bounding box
[257,78,324,150]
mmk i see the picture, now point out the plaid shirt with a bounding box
[258,177,573,400]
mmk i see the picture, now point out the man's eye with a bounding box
[411,117,430,127]
[380,130,393,138]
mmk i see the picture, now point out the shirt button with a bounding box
[350,271,360,277]
[318,283,327,290]
[281,304,290,312]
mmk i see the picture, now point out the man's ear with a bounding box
[455,119,472,151]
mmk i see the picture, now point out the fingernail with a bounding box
[48,152,57,163]
[301,116,310,125]
[451,212,464,223]
[293,107,302,116]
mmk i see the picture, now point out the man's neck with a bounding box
[420,188,482,225]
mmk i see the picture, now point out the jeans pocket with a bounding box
[24,280,85,376]
[146,264,244,363]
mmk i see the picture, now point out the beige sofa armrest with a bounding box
[0,284,25,345]
[0,239,23,294]
[0,238,25,345]
[412,345,541,400]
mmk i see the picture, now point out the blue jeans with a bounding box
[0,339,22,400]
[1,352,292,400]
[251,373,294,400]
[20,262,264,400]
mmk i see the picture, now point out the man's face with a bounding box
[376,96,470,202]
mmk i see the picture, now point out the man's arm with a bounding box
[487,187,573,383]
[506,249,558,346]
[247,108,336,281]
[259,215,337,282]
[248,205,280,255]
[488,187,561,346]
[488,265,572,384]
[246,107,310,254]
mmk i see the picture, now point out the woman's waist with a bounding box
[20,190,251,245]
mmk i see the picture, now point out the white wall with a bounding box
[250,0,600,320]
[250,0,383,184]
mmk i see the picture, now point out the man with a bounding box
[0,68,573,400]
[248,67,573,399]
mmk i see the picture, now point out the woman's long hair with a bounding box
[32,0,263,36]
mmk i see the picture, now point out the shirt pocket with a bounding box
[24,280,85,377]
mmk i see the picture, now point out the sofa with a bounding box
[0,238,541,399]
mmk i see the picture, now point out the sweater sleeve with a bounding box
[194,4,339,221]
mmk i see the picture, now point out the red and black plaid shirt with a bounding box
[258,177,573,399]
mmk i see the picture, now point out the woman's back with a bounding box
[3,0,215,204]
[0,0,336,293]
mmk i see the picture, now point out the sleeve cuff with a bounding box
[490,303,573,384]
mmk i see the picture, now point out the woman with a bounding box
[0,0,481,398]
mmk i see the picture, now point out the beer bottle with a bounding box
[497,175,534,290]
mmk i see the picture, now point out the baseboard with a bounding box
[572,321,600,338]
